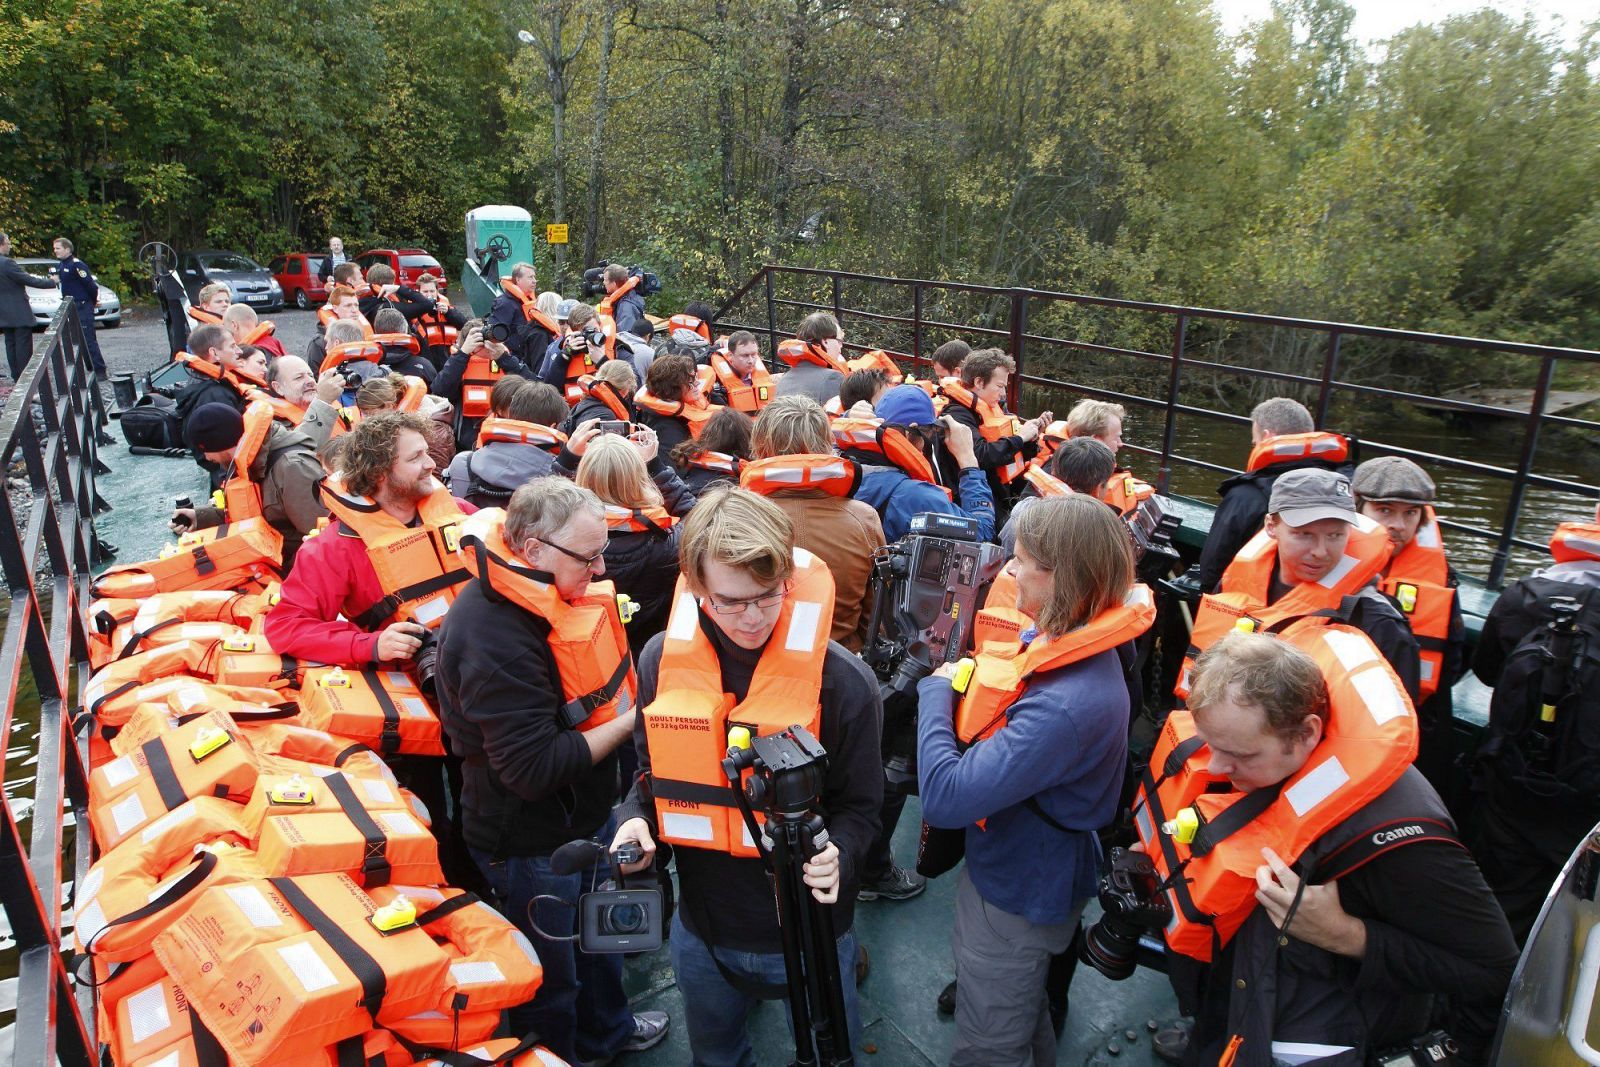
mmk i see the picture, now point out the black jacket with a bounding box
[431,343,539,452]
[435,578,621,856]
[1198,457,1354,592]
[173,369,249,471]
[0,255,54,329]
[941,398,1038,508]
[316,249,345,283]
[360,286,432,326]
[634,404,693,459]
[678,462,738,497]
[379,340,436,384]
[489,292,556,368]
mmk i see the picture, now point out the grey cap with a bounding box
[1269,468,1357,527]
[1351,456,1435,505]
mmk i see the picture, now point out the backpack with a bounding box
[119,393,184,450]
[1478,581,1600,807]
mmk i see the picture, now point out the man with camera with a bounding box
[937,348,1050,509]
[411,272,467,369]
[1144,631,1516,1065]
[612,487,883,1065]
[601,262,648,338]
[431,317,540,451]
[491,261,560,368]
[437,477,669,1064]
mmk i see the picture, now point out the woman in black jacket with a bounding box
[562,357,638,434]
[671,406,753,495]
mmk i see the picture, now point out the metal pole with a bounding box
[831,273,842,321]
[912,284,924,369]
[1009,290,1028,411]
[1315,331,1342,428]
[1157,314,1187,495]
[764,269,779,361]
[1488,354,1556,588]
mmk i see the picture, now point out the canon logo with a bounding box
[1371,824,1426,845]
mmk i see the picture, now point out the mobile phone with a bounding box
[597,420,633,436]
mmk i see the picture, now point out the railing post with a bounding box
[912,283,924,367]
[1008,289,1028,411]
[1157,314,1188,495]
[1315,331,1341,428]
[831,273,842,322]
[1488,354,1556,588]
[763,269,778,361]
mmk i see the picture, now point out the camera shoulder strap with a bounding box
[1310,817,1463,883]
[1023,797,1073,835]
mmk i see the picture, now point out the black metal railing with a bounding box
[0,305,110,1065]
[717,265,1600,588]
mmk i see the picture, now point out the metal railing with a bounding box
[0,306,110,1065]
[716,265,1600,587]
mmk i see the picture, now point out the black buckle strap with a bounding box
[1163,735,1206,778]
[351,569,467,631]
[1189,781,1284,858]
[559,656,631,729]
[76,850,219,964]
[360,669,404,755]
[653,777,737,808]
[323,773,392,886]
[142,737,191,812]
[269,877,388,1021]
[89,680,140,720]
[117,616,184,660]
[191,544,215,576]
[413,892,479,928]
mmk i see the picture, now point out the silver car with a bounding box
[17,258,122,329]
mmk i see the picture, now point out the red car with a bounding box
[269,253,329,309]
[356,248,447,291]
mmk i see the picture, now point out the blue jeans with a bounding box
[471,822,633,1065]
[670,911,861,1067]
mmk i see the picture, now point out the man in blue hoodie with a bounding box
[848,384,996,543]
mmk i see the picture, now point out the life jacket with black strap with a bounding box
[1377,507,1454,702]
[457,509,636,732]
[1103,469,1155,517]
[635,387,721,439]
[1175,514,1392,700]
[318,474,468,631]
[668,313,711,342]
[940,379,1026,484]
[704,350,775,414]
[644,548,834,856]
[461,420,565,507]
[604,503,678,535]
[831,417,951,499]
[595,274,641,362]
[578,375,633,421]
[458,352,506,420]
[740,454,862,498]
[1132,619,1418,966]
[1245,431,1349,473]
[776,337,848,374]
[219,400,276,523]
[415,299,459,350]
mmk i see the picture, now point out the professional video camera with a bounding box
[549,839,666,954]
[1127,493,1182,582]
[579,260,662,300]
[862,513,1009,793]
[1078,847,1173,981]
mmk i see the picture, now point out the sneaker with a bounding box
[587,1011,668,1063]
[857,864,926,902]
[936,979,957,1015]
[1152,1017,1193,1064]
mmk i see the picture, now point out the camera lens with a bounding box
[1079,913,1147,981]
[601,901,647,935]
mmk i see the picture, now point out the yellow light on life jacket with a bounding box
[727,725,752,753]
[1162,807,1200,845]
[319,666,351,688]
[211,489,226,511]
[188,726,233,762]
[617,594,638,625]
[268,775,315,805]
[951,657,976,695]
[1541,703,1558,724]
[222,634,257,652]
[369,895,417,934]
[1233,617,1258,634]
[1396,583,1419,614]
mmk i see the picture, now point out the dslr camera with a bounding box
[862,513,1008,792]
[1078,847,1173,981]
[579,260,663,300]
[483,320,512,345]
[577,842,665,954]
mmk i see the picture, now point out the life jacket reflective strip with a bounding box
[956,584,1156,745]
[87,708,258,850]
[388,1007,501,1051]
[1550,521,1600,564]
[1244,431,1350,473]
[1131,620,1417,962]
[668,313,711,341]
[579,376,631,421]
[776,337,848,373]
[824,396,844,418]
[845,349,905,382]
[940,379,1026,483]
[604,503,677,535]
[1377,507,1453,700]
[151,872,454,1063]
[90,517,285,601]
[373,332,422,358]
[368,884,544,1016]
[188,306,224,326]
[458,509,637,733]
[416,308,459,349]
[297,667,446,757]
[407,1036,562,1066]
[1030,420,1073,471]
[1022,466,1072,499]
[459,353,505,419]
[1175,514,1392,700]
[645,548,834,856]
[220,400,275,523]
[328,340,385,366]
[831,417,950,498]
[475,416,567,451]
[1103,470,1154,517]
[740,454,862,499]
[173,350,260,396]
[396,375,428,414]
[687,450,741,476]
[249,386,308,427]
[244,321,277,346]
[500,279,564,338]
[708,352,774,413]
[318,475,468,631]
[634,388,721,438]
[254,783,445,887]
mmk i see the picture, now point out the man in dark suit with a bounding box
[0,232,57,378]
[316,236,348,284]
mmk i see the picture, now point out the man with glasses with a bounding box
[613,486,883,1065]
[434,477,670,1065]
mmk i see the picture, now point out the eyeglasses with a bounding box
[541,535,608,569]
[700,581,792,617]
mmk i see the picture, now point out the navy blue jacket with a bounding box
[52,256,98,304]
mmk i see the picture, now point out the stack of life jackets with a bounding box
[74,490,560,1065]
[939,379,1027,486]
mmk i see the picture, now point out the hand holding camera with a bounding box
[376,620,427,662]
[611,817,657,874]
[568,418,604,457]
[169,496,196,533]
[315,367,345,405]
[553,835,666,953]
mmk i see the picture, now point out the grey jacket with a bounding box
[0,256,54,329]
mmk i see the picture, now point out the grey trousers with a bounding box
[950,867,1087,1066]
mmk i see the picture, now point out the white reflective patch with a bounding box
[140,802,195,843]
[742,821,756,848]
[278,940,338,993]
[360,778,396,805]
[78,866,103,902]
[401,697,431,720]
[225,885,283,929]
[510,929,539,967]
[99,756,138,789]
[666,593,699,643]
[766,466,806,483]
[1284,756,1350,816]
[384,671,410,689]
[1270,1041,1356,1063]
[1351,668,1409,726]
[144,1052,181,1067]
[784,601,823,653]
[1126,584,1154,610]
[1568,536,1600,557]
[1415,521,1441,549]
[109,793,148,839]
[1309,438,1342,455]
[1237,532,1272,561]
[377,811,421,837]
[1419,659,1437,681]
[413,598,449,626]
[1316,553,1360,589]
[75,899,107,947]
[450,960,506,986]
[792,546,815,568]
[1273,441,1304,456]
[125,981,173,1045]
[662,813,714,841]
[1320,628,1378,674]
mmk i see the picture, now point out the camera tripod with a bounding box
[724,729,855,1067]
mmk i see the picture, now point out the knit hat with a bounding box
[1269,468,1357,527]
[185,403,246,452]
[1351,457,1436,505]
[874,384,937,428]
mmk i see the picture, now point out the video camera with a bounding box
[1127,493,1182,582]
[579,260,662,300]
[551,838,666,954]
[862,513,1009,793]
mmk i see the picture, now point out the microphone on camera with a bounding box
[550,838,608,876]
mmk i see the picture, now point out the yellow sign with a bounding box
[546,224,569,244]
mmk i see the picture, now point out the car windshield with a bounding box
[399,255,440,269]
[199,253,261,272]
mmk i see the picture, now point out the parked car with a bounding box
[356,248,447,291]
[269,253,328,309]
[17,258,121,330]
[178,250,283,311]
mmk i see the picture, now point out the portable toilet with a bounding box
[462,206,534,317]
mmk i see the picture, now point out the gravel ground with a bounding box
[95,303,326,379]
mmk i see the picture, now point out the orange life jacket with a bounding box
[1377,507,1454,701]
[244,321,278,347]
[635,388,721,439]
[253,782,445,888]
[458,353,507,420]
[706,351,775,414]
[297,666,446,757]
[559,340,601,405]
[1021,466,1072,499]
[831,418,950,498]
[740,454,862,498]
[1244,431,1350,473]
[955,584,1156,745]
[209,630,306,692]
[1103,469,1155,517]
[682,451,742,481]
[579,376,632,421]
[644,548,834,857]
[845,349,905,382]
[475,416,567,452]
[776,337,849,374]
[373,331,422,361]
[668,313,711,341]
[326,339,384,369]
[220,400,275,523]
[1132,620,1417,962]
[174,350,258,398]
[416,302,459,350]
[88,588,276,669]
[187,306,224,326]
[320,306,377,337]
[1550,520,1600,564]
[249,386,308,427]
[604,503,678,535]
[458,510,637,732]
[319,475,468,631]
[940,379,1026,484]
[595,274,642,361]
[395,374,428,414]
[1030,420,1073,471]
[89,517,285,601]
[1175,515,1393,701]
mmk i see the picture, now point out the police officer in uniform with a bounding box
[51,237,107,376]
